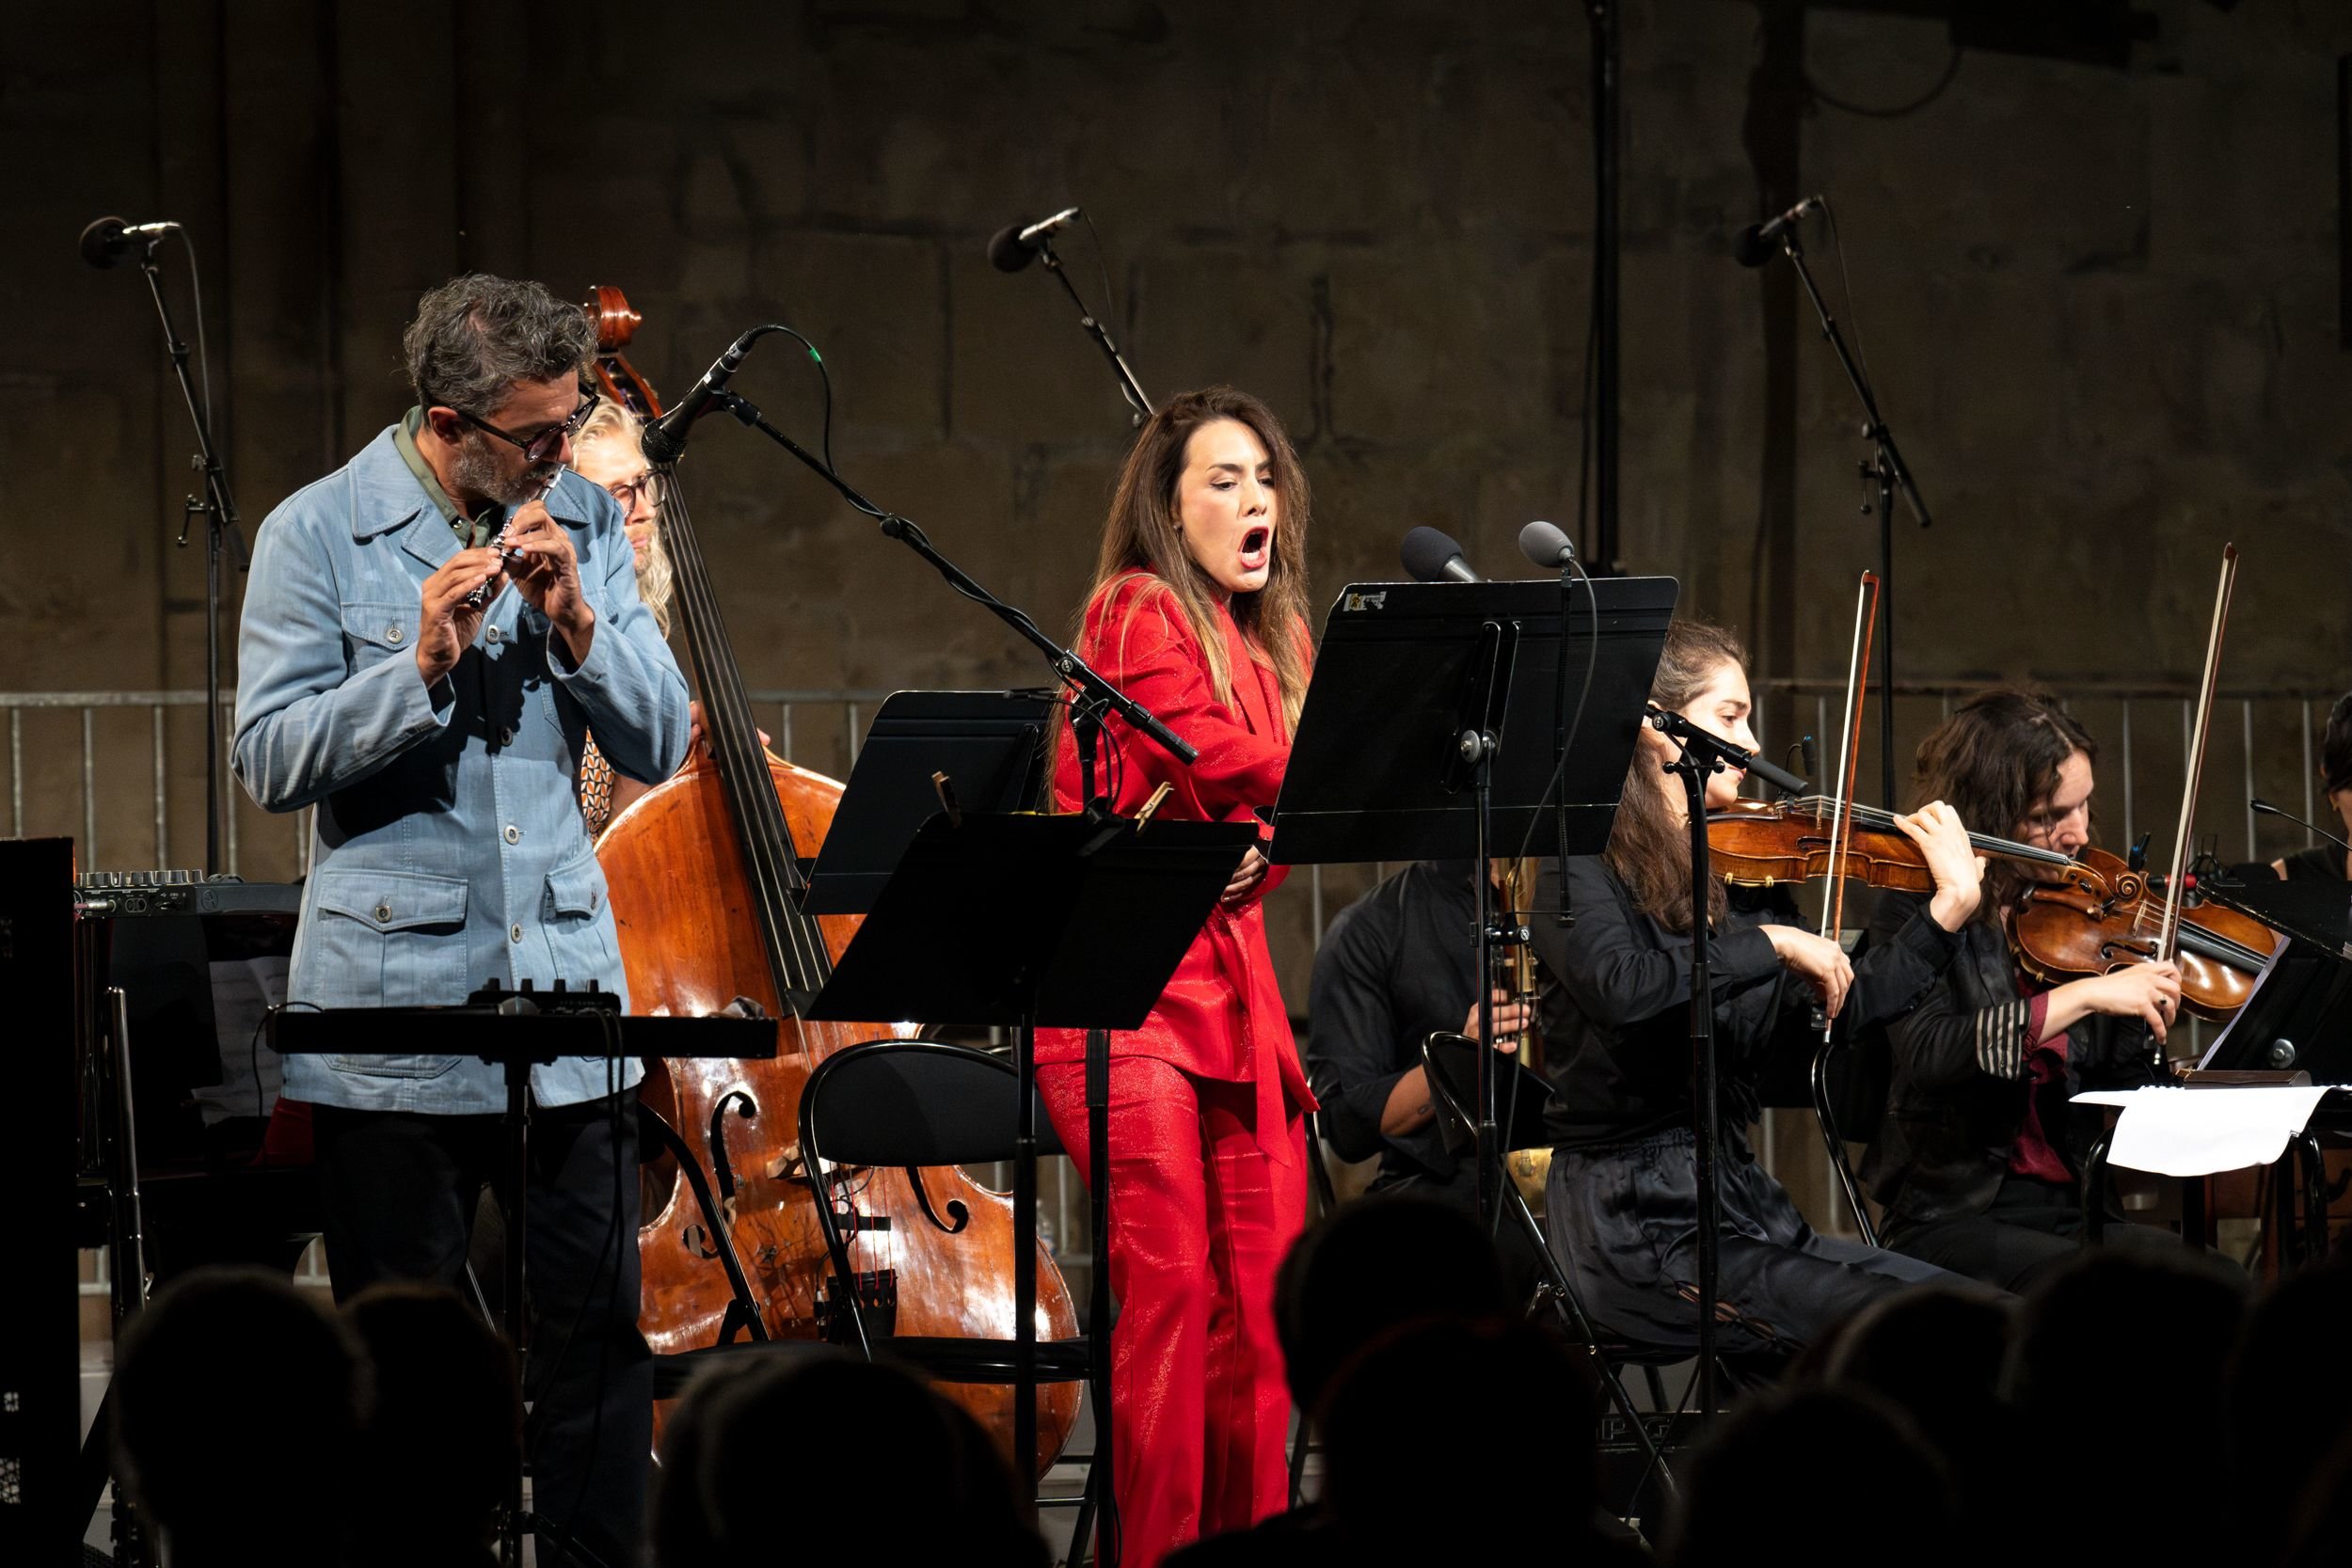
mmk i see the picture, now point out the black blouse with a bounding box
[1532,855,1964,1149]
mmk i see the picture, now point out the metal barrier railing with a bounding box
[25,676,2343,1264]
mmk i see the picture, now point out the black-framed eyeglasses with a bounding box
[605,472,660,514]
[455,394,596,465]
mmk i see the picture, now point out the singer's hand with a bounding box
[1221,847,1269,909]
[504,499,595,666]
[415,547,506,688]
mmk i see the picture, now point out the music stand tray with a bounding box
[1269,576,1677,866]
[802,689,1057,915]
[808,812,1253,1029]
[2196,878,2352,1080]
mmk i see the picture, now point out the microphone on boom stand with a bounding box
[986,204,1152,425]
[639,327,768,467]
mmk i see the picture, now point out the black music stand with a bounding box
[802,689,1056,915]
[273,992,774,1568]
[1270,578,1673,1229]
[806,810,1253,1545]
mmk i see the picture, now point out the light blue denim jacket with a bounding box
[232,425,691,1112]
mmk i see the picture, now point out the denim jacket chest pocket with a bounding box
[342,602,418,672]
[308,865,469,1078]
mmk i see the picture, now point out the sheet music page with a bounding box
[2073,1085,2332,1177]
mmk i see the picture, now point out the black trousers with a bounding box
[1883,1174,2191,1294]
[1546,1129,1966,1361]
[313,1094,649,1568]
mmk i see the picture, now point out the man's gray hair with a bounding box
[403,274,594,416]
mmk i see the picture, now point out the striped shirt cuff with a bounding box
[1974,999,2033,1080]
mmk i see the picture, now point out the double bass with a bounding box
[581,287,1083,1473]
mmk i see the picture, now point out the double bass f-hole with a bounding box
[909,1168,971,1236]
[707,1089,758,1223]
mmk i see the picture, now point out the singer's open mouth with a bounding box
[1239,526,1270,569]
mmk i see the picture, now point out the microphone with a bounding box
[987,207,1083,274]
[80,215,182,270]
[2252,798,2352,858]
[640,327,762,466]
[1518,519,1576,571]
[1645,705,1810,797]
[1731,195,1823,268]
[1401,527,1484,584]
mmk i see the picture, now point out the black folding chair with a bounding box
[1418,1033,1679,1503]
[797,1038,1105,1560]
[1806,1029,1884,1246]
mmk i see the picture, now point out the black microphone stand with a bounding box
[1776,228,1930,808]
[131,234,246,874]
[705,391,1189,768]
[1643,706,1805,1420]
[1035,238,1154,427]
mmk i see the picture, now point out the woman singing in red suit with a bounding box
[1035,386,1315,1568]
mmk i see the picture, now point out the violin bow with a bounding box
[1818,573,1882,1034]
[2154,544,2239,975]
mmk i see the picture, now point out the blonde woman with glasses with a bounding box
[572,395,676,834]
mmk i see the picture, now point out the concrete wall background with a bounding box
[8,2,2352,1026]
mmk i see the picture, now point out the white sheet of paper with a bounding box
[2071,1085,2333,1177]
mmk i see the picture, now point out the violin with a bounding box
[1708,797,2096,895]
[2010,844,2278,1023]
[2000,544,2281,1027]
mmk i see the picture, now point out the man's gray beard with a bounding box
[450,431,544,511]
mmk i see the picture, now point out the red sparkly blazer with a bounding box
[1036,572,1317,1156]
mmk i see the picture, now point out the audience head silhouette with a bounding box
[1665,1385,1953,1568]
[2009,1250,2245,1565]
[113,1267,362,1568]
[343,1282,519,1566]
[653,1346,1043,1568]
[1277,1194,1510,1414]
[1320,1316,1597,1560]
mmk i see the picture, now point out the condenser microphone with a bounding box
[640,327,763,466]
[80,215,182,270]
[1732,195,1823,268]
[1518,519,1576,570]
[987,207,1083,273]
[1401,527,1484,584]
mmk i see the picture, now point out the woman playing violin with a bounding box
[1034,388,1314,1568]
[1532,620,1991,1366]
[1860,689,2185,1291]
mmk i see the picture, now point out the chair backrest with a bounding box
[799,1038,1066,1170]
[1420,1032,1556,1153]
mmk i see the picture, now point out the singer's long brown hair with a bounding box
[1078,386,1314,731]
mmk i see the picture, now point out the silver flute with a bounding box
[465,464,566,610]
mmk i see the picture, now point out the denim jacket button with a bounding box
[374,903,391,922]
[386,625,404,644]
[510,923,524,942]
